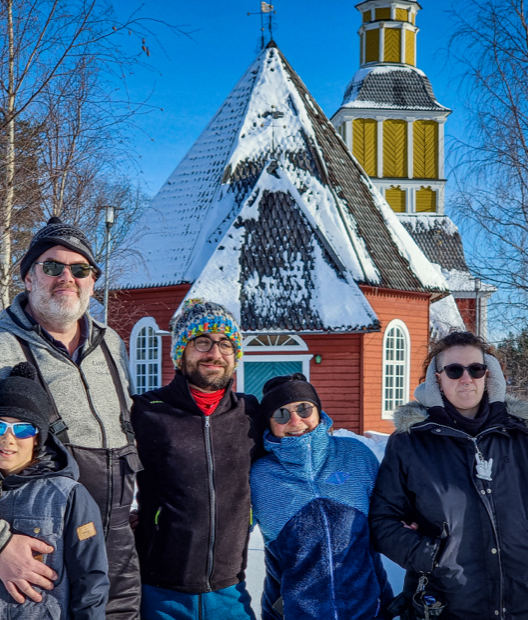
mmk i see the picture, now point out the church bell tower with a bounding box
[332,0,451,215]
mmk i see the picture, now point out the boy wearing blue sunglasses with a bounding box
[0,362,109,619]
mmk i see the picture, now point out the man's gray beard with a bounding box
[182,356,234,391]
[29,280,91,329]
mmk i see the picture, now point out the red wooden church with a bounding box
[111,33,463,434]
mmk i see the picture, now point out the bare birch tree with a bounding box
[448,0,528,327]
[0,0,184,307]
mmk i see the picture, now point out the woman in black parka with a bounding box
[370,331,528,620]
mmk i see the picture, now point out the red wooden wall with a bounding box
[360,286,431,434]
[110,284,432,435]
[455,298,476,333]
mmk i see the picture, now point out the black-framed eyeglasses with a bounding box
[191,335,235,355]
[271,403,316,425]
[34,261,94,279]
[438,363,487,380]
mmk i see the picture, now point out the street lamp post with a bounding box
[102,205,116,325]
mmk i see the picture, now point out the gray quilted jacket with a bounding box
[0,293,133,552]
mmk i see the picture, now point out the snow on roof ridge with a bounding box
[398,215,459,236]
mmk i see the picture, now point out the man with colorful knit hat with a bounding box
[131,298,264,620]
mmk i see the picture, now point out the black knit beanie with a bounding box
[261,373,322,425]
[0,363,51,449]
[20,217,102,281]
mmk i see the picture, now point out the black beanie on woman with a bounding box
[260,373,322,424]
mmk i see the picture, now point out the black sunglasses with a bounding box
[34,261,94,279]
[438,363,487,380]
[271,403,316,425]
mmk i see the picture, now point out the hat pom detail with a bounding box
[10,362,37,381]
[47,216,62,225]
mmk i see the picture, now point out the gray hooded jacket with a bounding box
[0,293,133,551]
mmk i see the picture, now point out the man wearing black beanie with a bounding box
[0,218,141,619]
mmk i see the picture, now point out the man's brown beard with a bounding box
[181,355,234,391]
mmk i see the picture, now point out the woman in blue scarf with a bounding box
[250,373,392,620]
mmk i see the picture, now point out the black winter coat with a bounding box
[131,371,264,593]
[370,395,528,620]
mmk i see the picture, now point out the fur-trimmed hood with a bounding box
[394,394,528,433]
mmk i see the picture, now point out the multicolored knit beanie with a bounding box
[171,298,243,369]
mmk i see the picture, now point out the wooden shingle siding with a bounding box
[384,28,401,63]
[353,119,377,177]
[383,119,408,178]
[413,120,438,178]
[360,286,431,434]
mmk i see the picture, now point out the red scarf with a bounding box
[190,386,225,416]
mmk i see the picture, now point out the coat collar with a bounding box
[263,411,333,471]
[393,394,528,434]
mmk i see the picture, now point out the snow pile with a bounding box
[442,269,496,293]
[333,427,390,463]
[430,294,466,338]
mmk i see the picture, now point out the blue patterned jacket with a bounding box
[250,413,393,620]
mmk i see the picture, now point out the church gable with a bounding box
[181,164,380,333]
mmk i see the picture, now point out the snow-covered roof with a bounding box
[120,42,449,321]
[178,163,380,332]
[340,65,449,112]
[430,294,466,339]
[442,269,496,294]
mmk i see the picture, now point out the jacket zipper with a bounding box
[204,417,216,592]
[470,437,504,619]
[307,443,339,620]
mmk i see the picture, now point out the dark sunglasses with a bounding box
[438,363,487,380]
[271,403,316,425]
[0,421,38,439]
[34,261,94,279]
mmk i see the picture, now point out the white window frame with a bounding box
[237,354,313,393]
[381,319,411,419]
[129,316,163,395]
[242,334,308,352]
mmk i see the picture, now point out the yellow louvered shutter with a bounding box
[395,8,408,21]
[365,29,379,63]
[405,30,415,65]
[375,8,391,20]
[411,12,416,24]
[416,187,437,212]
[363,10,371,22]
[413,121,438,178]
[386,186,406,212]
[360,33,364,64]
[384,28,401,63]
[383,120,407,178]
[353,119,377,177]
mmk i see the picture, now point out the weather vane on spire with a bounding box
[248,2,277,50]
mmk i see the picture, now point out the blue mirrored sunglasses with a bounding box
[0,421,38,439]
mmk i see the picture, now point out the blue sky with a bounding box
[113,0,463,197]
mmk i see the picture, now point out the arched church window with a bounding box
[382,320,410,418]
[130,317,162,395]
[242,334,308,352]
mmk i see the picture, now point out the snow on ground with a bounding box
[246,428,405,617]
